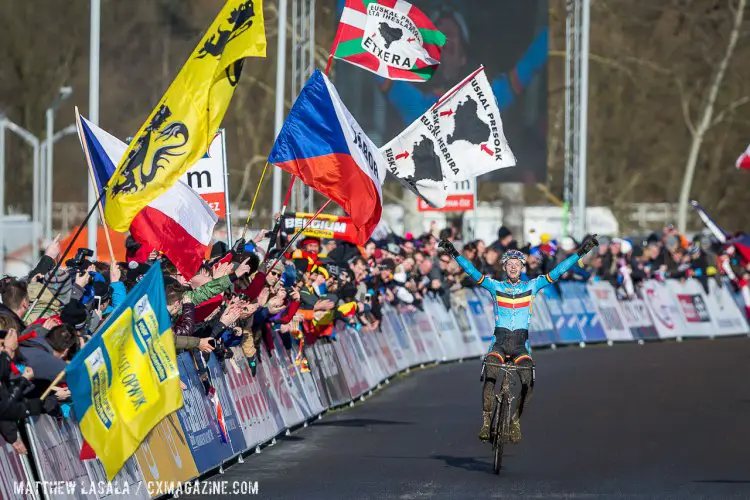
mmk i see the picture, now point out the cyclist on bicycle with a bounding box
[438,234,599,442]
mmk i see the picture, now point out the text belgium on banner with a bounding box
[104,0,266,232]
[331,0,446,82]
[269,70,387,244]
[381,66,516,208]
[66,262,182,480]
[283,212,360,244]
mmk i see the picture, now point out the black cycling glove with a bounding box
[438,239,458,257]
[577,234,599,256]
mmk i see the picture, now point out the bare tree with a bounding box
[676,0,747,232]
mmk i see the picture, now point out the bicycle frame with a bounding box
[483,360,533,474]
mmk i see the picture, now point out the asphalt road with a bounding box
[184,337,750,499]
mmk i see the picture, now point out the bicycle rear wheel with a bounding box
[493,395,509,474]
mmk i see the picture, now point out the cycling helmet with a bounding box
[501,250,526,265]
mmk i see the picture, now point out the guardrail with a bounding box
[4,277,748,499]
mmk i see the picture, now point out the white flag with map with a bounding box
[380,66,516,208]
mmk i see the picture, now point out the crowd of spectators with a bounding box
[0,219,747,456]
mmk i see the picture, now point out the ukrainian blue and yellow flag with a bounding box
[104,0,266,231]
[66,262,182,480]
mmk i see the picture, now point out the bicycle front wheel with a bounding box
[493,395,509,474]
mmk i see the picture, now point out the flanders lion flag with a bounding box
[104,0,266,231]
[65,262,181,480]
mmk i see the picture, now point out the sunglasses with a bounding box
[269,271,282,277]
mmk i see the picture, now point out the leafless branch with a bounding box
[675,79,696,136]
[710,95,750,128]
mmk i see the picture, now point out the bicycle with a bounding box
[483,360,533,474]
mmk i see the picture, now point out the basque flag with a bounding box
[76,109,218,278]
[269,70,387,244]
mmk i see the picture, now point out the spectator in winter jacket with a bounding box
[165,280,216,354]
[18,323,78,400]
[0,331,60,454]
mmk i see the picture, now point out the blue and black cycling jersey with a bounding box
[455,254,581,332]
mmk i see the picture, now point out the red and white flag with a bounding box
[77,112,218,278]
[736,143,750,170]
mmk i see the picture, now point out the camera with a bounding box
[65,248,94,274]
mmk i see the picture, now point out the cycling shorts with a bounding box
[486,327,532,365]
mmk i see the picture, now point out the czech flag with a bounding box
[269,69,386,244]
[76,109,218,279]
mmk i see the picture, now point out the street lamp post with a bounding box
[88,0,100,258]
[45,87,73,241]
[0,118,41,272]
[0,117,4,276]
[41,123,77,240]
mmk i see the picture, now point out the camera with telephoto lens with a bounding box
[65,248,94,274]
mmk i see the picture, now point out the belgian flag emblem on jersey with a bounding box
[496,289,532,309]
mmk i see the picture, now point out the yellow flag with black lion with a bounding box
[104,0,266,232]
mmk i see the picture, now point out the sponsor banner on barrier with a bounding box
[410,308,445,361]
[0,442,33,500]
[174,353,233,473]
[640,280,684,339]
[296,356,327,417]
[423,297,461,360]
[262,346,306,428]
[587,282,633,342]
[618,298,659,340]
[134,414,199,489]
[333,329,371,399]
[706,280,750,335]
[224,349,279,447]
[368,324,402,375]
[666,279,714,337]
[466,289,494,344]
[449,290,484,357]
[559,282,607,342]
[397,306,429,364]
[358,327,389,382]
[271,335,317,421]
[347,328,383,388]
[206,355,247,455]
[311,342,352,407]
[527,293,556,346]
[29,415,148,500]
[540,286,583,344]
[382,306,419,366]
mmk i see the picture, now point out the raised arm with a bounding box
[439,239,494,292]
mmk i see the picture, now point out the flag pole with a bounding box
[40,370,67,399]
[268,198,332,269]
[263,175,297,262]
[324,16,345,76]
[75,107,115,262]
[240,162,271,241]
[24,188,108,322]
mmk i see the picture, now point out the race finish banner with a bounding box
[180,130,228,217]
[283,212,360,244]
[417,179,474,212]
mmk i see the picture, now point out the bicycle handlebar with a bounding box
[483,361,533,370]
